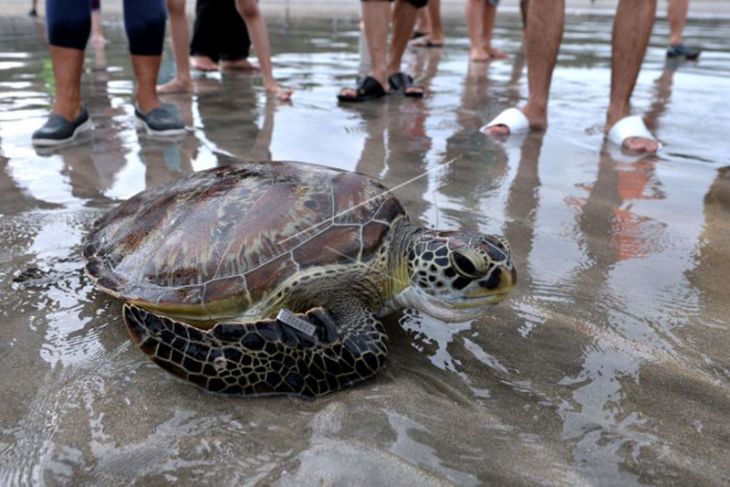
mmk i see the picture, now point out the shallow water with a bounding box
[1,12,730,486]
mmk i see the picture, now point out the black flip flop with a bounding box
[410,30,429,40]
[337,76,387,103]
[388,72,425,99]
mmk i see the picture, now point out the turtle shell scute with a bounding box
[84,161,407,313]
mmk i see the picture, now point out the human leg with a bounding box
[33,0,91,144]
[339,0,390,100]
[668,0,688,46]
[411,0,444,47]
[413,8,430,38]
[387,0,419,76]
[123,0,167,112]
[44,0,91,120]
[91,0,106,45]
[605,0,658,152]
[190,0,221,70]
[158,0,193,93]
[666,0,700,59]
[386,0,425,96]
[427,0,444,45]
[123,0,184,134]
[235,0,292,100]
[219,0,256,71]
[482,1,507,59]
[483,0,563,135]
[466,0,487,61]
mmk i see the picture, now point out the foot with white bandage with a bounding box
[480,104,546,137]
[605,113,659,153]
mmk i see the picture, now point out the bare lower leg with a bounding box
[482,3,507,59]
[91,10,106,43]
[486,0,563,134]
[339,1,389,97]
[131,54,162,113]
[522,0,563,130]
[158,0,192,93]
[362,1,390,87]
[427,0,444,44]
[466,0,487,61]
[414,8,430,34]
[668,0,688,45]
[50,46,85,120]
[606,0,657,151]
[387,0,419,75]
[236,0,291,99]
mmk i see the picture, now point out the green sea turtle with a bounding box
[84,161,516,397]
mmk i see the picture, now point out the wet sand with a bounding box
[1,11,730,487]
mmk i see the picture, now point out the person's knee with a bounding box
[236,0,260,20]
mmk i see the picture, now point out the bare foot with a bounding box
[621,137,659,153]
[485,46,509,59]
[219,59,260,72]
[265,83,293,101]
[470,47,491,62]
[482,106,546,136]
[157,77,192,94]
[190,56,218,71]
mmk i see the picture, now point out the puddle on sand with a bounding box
[1,12,730,486]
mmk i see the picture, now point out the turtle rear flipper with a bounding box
[122,302,388,398]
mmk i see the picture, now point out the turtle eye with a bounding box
[450,250,487,279]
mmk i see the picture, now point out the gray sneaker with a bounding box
[32,109,92,147]
[134,103,185,136]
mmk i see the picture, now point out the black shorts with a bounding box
[362,0,428,9]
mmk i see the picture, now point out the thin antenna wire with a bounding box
[278,157,459,246]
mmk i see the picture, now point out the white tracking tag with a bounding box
[276,309,317,337]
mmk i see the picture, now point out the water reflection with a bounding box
[1,13,730,487]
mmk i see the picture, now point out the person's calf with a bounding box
[131,54,163,113]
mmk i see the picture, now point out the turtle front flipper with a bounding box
[122,302,388,398]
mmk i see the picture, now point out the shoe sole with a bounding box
[32,118,93,147]
[134,116,186,136]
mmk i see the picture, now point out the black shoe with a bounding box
[134,103,185,136]
[32,109,91,147]
[29,8,37,17]
[666,44,701,60]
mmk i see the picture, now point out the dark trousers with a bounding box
[46,0,166,55]
[189,0,251,62]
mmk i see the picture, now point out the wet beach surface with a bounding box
[1,12,730,486]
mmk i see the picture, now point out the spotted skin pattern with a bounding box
[123,300,387,398]
[85,161,516,397]
[408,232,516,301]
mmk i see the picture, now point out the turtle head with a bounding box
[400,230,516,322]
